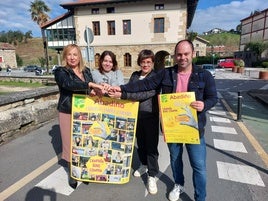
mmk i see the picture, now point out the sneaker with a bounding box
[133,165,147,177]
[147,176,157,194]
[168,184,184,201]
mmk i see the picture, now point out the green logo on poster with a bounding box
[161,95,168,103]
[74,96,86,108]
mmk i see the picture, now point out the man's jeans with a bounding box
[167,136,206,201]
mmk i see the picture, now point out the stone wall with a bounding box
[0,86,59,145]
[0,43,17,68]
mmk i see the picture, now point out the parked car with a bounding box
[35,67,46,76]
[202,64,215,77]
[24,65,39,72]
[218,58,240,68]
[51,65,59,74]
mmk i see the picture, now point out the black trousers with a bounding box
[136,114,159,177]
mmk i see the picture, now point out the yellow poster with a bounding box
[158,92,200,144]
[70,95,139,184]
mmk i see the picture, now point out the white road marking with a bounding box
[217,161,265,187]
[211,125,237,134]
[208,110,227,116]
[210,116,231,123]
[35,167,81,196]
[213,139,247,153]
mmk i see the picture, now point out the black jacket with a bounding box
[54,66,94,114]
[121,70,159,118]
[120,64,218,136]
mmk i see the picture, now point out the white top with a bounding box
[91,69,125,86]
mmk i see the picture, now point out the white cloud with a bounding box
[0,0,74,37]
[190,0,268,34]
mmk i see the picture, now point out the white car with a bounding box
[202,64,215,77]
[52,65,60,74]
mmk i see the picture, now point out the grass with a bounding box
[0,80,44,95]
[0,80,43,87]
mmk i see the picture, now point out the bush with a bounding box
[233,59,240,66]
[262,62,268,68]
[234,59,245,67]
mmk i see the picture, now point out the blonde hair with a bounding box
[62,44,85,72]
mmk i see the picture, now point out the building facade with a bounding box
[41,0,198,76]
[236,8,268,66]
[192,36,209,57]
[0,43,17,69]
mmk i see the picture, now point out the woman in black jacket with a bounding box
[54,44,102,189]
[110,49,160,194]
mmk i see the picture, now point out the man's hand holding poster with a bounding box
[158,92,200,144]
[70,95,139,184]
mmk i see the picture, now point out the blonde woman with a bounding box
[54,44,103,189]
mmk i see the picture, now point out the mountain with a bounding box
[16,38,58,67]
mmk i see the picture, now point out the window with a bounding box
[107,7,115,13]
[155,4,164,10]
[154,18,164,33]
[124,53,132,67]
[95,53,100,68]
[107,21,115,35]
[92,8,99,14]
[92,21,100,35]
[46,28,76,41]
[123,20,131,35]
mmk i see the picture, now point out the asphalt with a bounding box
[245,68,268,105]
[215,68,268,159]
[248,89,268,105]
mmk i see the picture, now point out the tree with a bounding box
[244,42,268,60]
[16,54,23,67]
[236,24,241,34]
[187,31,198,41]
[24,31,33,43]
[29,0,50,73]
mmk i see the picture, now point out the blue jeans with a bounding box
[167,136,206,201]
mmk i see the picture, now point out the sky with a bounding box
[0,0,268,37]
[191,0,268,34]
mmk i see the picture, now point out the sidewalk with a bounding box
[216,68,268,156]
[243,68,268,105]
[221,68,268,105]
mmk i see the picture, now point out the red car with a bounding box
[218,58,237,68]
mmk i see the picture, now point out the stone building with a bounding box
[41,0,198,77]
[192,36,209,57]
[235,8,268,66]
[0,43,17,69]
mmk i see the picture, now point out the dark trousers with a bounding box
[136,114,159,177]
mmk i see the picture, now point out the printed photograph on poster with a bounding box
[70,95,139,184]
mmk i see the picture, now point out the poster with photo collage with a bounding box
[70,94,139,184]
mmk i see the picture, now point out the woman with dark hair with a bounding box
[109,49,160,195]
[92,50,124,86]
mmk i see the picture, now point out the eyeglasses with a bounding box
[140,61,153,66]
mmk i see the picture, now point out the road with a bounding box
[0,68,267,201]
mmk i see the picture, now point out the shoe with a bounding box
[68,176,78,189]
[168,184,184,201]
[147,176,157,194]
[133,165,147,177]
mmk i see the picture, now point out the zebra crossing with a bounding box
[208,101,265,187]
